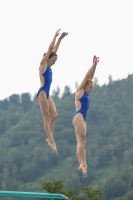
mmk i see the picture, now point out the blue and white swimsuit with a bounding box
[72,92,90,122]
[37,67,52,98]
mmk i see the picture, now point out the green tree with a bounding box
[52,86,61,101]
[0,76,133,198]
[21,93,32,112]
[39,180,76,200]
[9,94,20,106]
[62,85,71,98]
[80,184,102,200]
[38,180,103,200]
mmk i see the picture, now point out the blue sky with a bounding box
[0,0,133,100]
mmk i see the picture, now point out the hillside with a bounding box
[0,74,133,200]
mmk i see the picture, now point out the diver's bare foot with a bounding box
[49,141,57,153]
[46,138,57,153]
[78,165,87,177]
[46,138,49,144]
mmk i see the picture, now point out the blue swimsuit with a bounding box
[37,67,52,98]
[72,92,90,122]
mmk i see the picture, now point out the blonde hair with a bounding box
[88,79,93,83]
[43,51,57,58]
[84,79,93,88]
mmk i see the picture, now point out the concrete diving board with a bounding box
[0,190,68,199]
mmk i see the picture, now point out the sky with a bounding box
[0,0,133,100]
